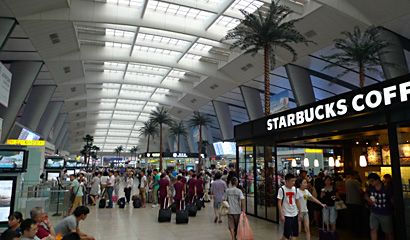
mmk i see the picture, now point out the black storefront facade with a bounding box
[234,74,410,239]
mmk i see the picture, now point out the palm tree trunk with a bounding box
[85,143,88,166]
[160,123,163,172]
[198,125,202,171]
[264,45,271,116]
[359,63,364,88]
[177,134,180,152]
[147,136,150,152]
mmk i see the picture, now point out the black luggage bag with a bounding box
[158,198,172,222]
[132,194,140,201]
[176,201,189,224]
[118,197,126,208]
[99,199,106,208]
[187,198,197,217]
[133,199,141,208]
[195,196,202,211]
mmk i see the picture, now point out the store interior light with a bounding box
[335,159,341,167]
[314,159,319,167]
[329,157,335,167]
[292,159,297,167]
[359,155,367,167]
[304,157,309,167]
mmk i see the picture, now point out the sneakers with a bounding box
[151,204,158,208]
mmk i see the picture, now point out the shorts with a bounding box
[370,212,394,233]
[139,188,146,200]
[322,206,338,225]
[214,201,221,210]
[73,196,82,209]
[301,212,309,218]
[228,214,241,231]
[283,216,299,238]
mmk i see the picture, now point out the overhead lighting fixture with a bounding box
[329,156,335,167]
[360,155,367,167]
[314,159,319,168]
[291,159,297,167]
[335,158,341,167]
[304,157,309,167]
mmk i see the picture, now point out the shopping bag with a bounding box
[237,213,255,240]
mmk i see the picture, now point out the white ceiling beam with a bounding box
[204,0,235,31]
[129,27,140,56]
[177,37,199,63]
[140,0,149,18]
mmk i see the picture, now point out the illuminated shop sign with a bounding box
[7,139,45,146]
[173,152,187,158]
[267,80,410,131]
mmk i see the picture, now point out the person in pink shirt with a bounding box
[158,173,170,209]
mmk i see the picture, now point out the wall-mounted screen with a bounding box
[186,166,194,172]
[18,128,40,141]
[65,161,77,168]
[46,172,60,181]
[0,176,17,223]
[213,142,237,155]
[45,157,65,169]
[0,150,28,173]
[66,169,75,175]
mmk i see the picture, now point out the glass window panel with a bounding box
[245,148,255,215]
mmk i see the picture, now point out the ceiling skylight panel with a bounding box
[165,77,180,81]
[105,29,134,38]
[231,0,264,12]
[101,99,117,103]
[102,83,121,89]
[147,1,212,21]
[107,0,143,7]
[104,62,126,67]
[103,69,124,74]
[215,16,241,28]
[193,43,213,51]
[133,45,180,55]
[105,41,131,48]
[185,53,202,60]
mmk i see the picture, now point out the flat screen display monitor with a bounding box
[0,150,28,173]
[0,176,17,223]
[186,166,194,172]
[45,157,65,169]
[65,162,77,168]
[18,128,40,141]
[46,172,60,181]
[213,142,237,156]
[66,169,75,175]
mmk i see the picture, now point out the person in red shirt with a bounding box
[196,172,205,207]
[188,173,197,204]
[158,173,170,209]
[174,176,185,211]
[30,207,56,239]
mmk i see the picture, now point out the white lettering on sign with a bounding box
[173,153,187,158]
[266,80,410,131]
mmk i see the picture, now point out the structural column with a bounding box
[55,122,69,148]
[0,18,16,49]
[49,113,67,143]
[59,133,69,150]
[19,85,56,131]
[0,62,43,142]
[36,101,63,139]
[167,135,176,152]
[240,86,264,120]
[378,29,409,79]
[285,64,316,106]
[212,101,234,140]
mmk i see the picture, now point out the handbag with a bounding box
[237,213,255,240]
[334,200,347,210]
[220,193,230,216]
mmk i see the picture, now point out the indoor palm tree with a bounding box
[139,120,159,153]
[168,121,188,152]
[322,26,395,88]
[130,146,140,161]
[223,1,312,116]
[149,106,174,171]
[114,147,120,160]
[188,111,213,171]
[91,145,100,168]
[82,134,94,166]
[117,145,124,160]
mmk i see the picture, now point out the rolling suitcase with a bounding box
[195,196,202,211]
[132,195,140,201]
[118,197,126,208]
[176,201,189,224]
[319,222,339,240]
[187,198,197,217]
[158,198,172,222]
[99,199,106,208]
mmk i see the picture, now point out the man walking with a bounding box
[211,172,227,223]
[69,174,83,215]
[106,170,115,208]
[139,171,147,208]
[346,171,364,237]
[223,177,244,240]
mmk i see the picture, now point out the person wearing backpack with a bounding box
[278,173,303,240]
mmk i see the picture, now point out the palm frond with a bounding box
[188,111,213,129]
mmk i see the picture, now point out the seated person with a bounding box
[54,206,94,240]
[8,211,23,234]
[30,207,55,239]
[20,219,55,240]
[0,228,21,240]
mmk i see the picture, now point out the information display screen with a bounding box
[66,169,75,175]
[213,142,237,155]
[46,172,60,181]
[0,150,28,172]
[45,158,65,168]
[18,128,40,141]
[186,166,194,172]
[0,177,16,223]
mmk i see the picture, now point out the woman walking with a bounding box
[89,172,100,205]
[321,176,340,232]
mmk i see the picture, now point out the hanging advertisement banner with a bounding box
[0,62,11,108]
[270,90,289,114]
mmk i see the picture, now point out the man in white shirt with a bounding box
[139,171,147,208]
[278,173,303,240]
[106,171,115,208]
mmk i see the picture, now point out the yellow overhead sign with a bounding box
[7,139,45,146]
[305,149,323,153]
